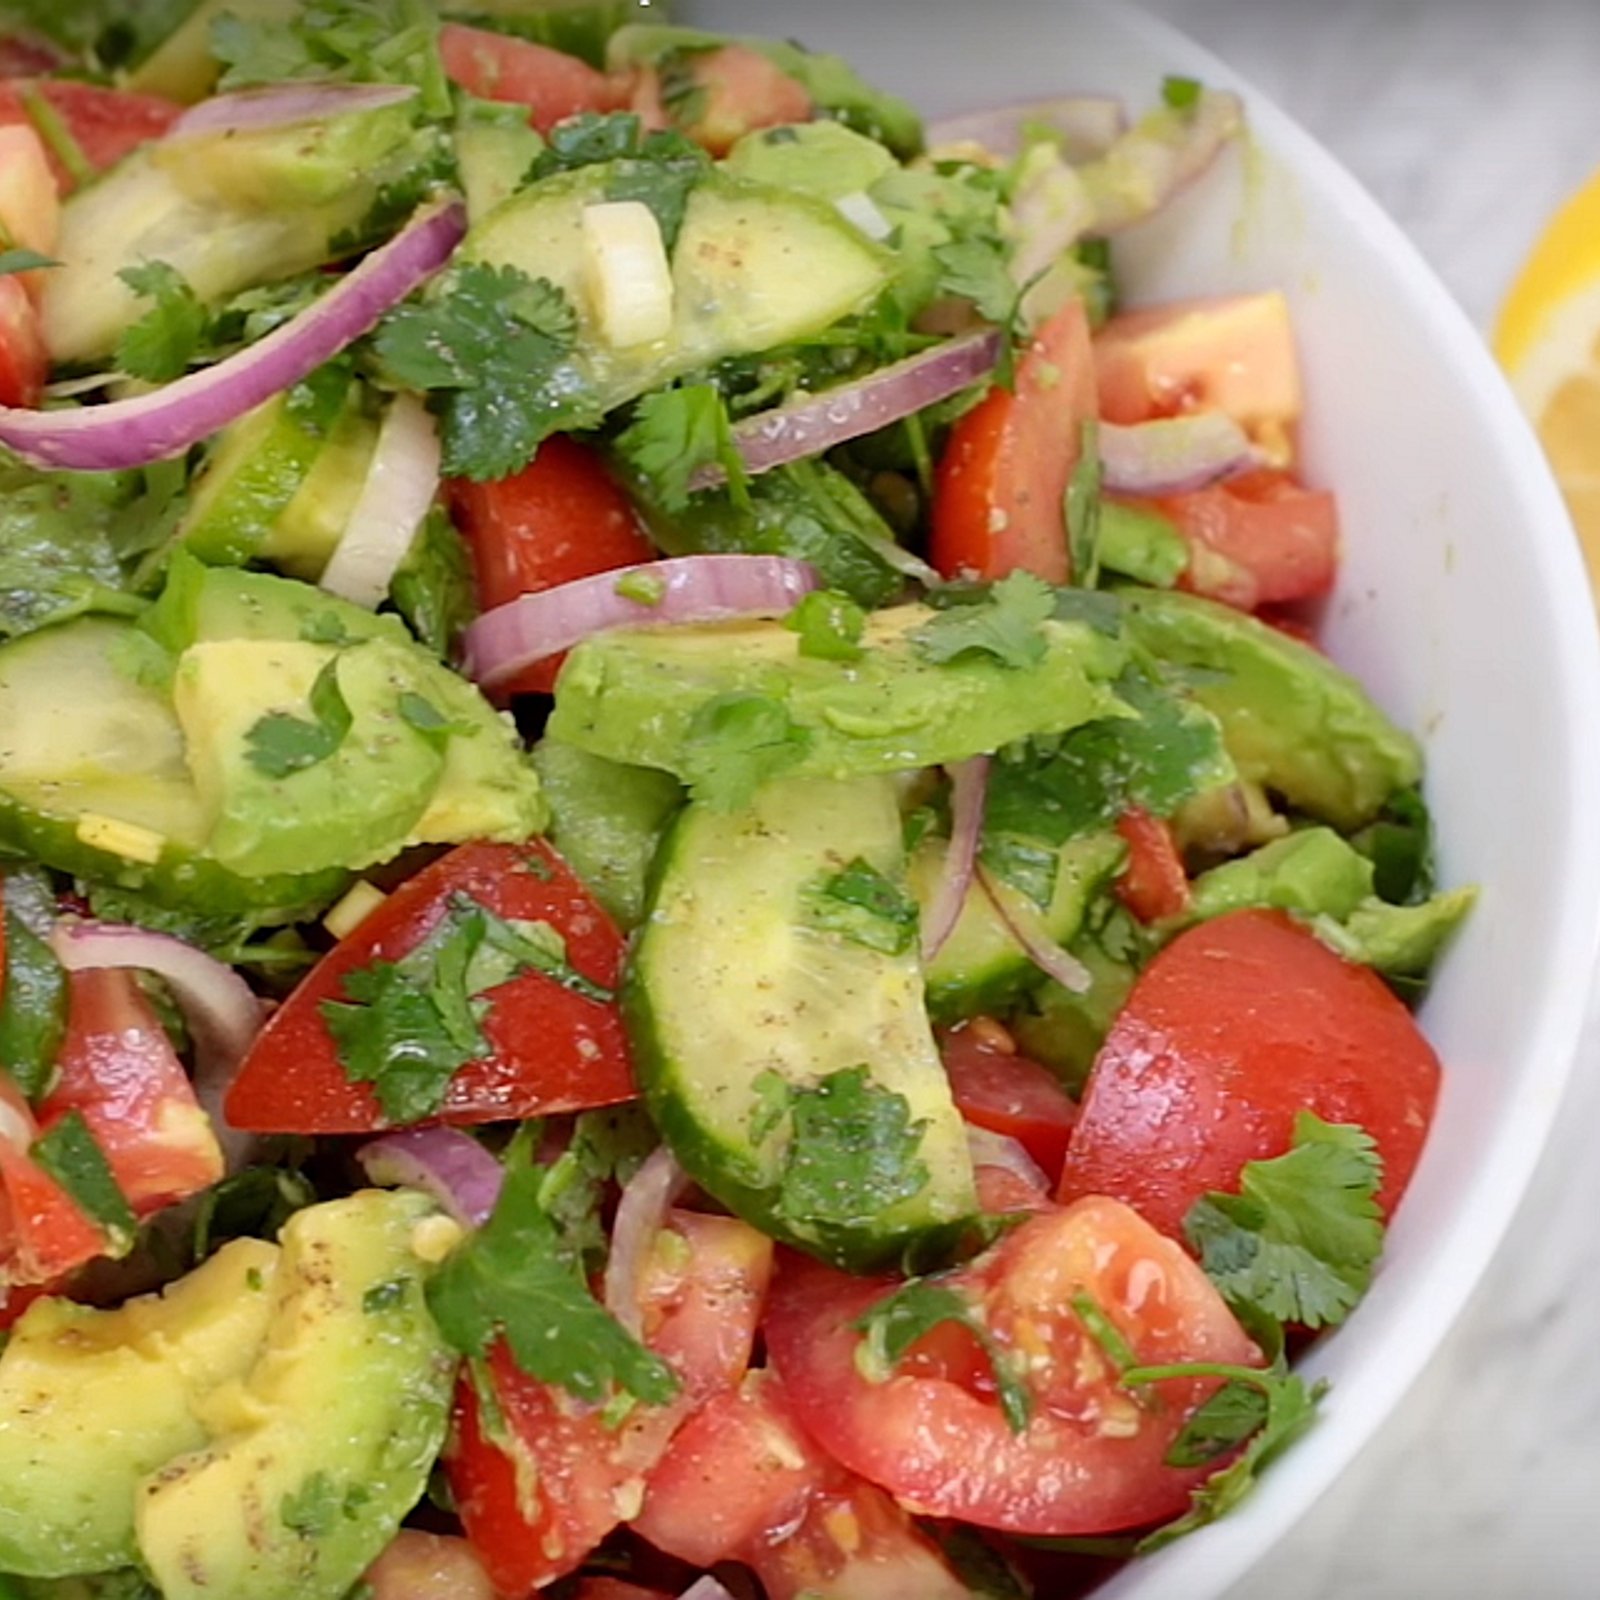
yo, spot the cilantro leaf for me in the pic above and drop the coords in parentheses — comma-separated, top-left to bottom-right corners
(426, 1134, 679, 1405)
(768, 1066, 931, 1236)
(535, 1106, 659, 1267)
(0, 879, 67, 1101)
(933, 234, 1018, 327)
(374, 264, 590, 480)
(1184, 1112, 1386, 1331)
(390, 507, 478, 660)
(0, 248, 56, 278)
(1162, 75, 1204, 112)
(802, 857, 918, 956)
(116, 261, 209, 383)
(614, 385, 747, 513)
(784, 590, 866, 662)
(244, 657, 353, 781)
(322, 893, 611, 1124)
(913, 572, 1056, 669)
(680, 692, 812, 809)
(30, 1111, 136, 1256)
(856, 1279, 1033, 1433)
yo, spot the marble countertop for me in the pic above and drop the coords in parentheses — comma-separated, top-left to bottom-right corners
(1137, 3, 1600, 1595)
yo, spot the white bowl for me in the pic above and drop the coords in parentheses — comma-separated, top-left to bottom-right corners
(686, 0, 1600, 1592)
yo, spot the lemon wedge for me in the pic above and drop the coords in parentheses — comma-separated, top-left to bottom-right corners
(1496, 167, 1600, 588)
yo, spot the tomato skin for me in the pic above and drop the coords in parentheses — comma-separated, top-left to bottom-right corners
(632, 45, 812, 155)
(40, 968, 222, 1216)
(449, 436, 656, 696)
(0, 1074, 105, 1288)
(1144, 469, 1339, 612)
(941, 1024, 1078, 1183)
(930, 297, 1097, 584)
(451, 1210, 772, 1595)
(634, 1369, 969, 1600)
(364, 1532, 494, 1600)
(573, 1582, 672, 1600)
(225, 840, 635, 1135)
(440, 23, 628, 133)
(1114, 808, 1191, 924)
(0, 275, 44, 406)
(1058, 909, 1441, 1239)
(765, 1198, 1260, 1537)
(0, 81, 179, 189)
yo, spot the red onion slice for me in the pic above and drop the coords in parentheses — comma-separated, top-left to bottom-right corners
(921, 757, 991, 965)
(168, 83, 419, 141)
(462, 554, 820, 692)
(690, 330, 1003, 493)
(0, 198, 466, 471)
(976, 863, 1093, 994)
(1099, 413, 1257, 496)
(320, 393, 442, 608)
(928, 95, 1127, 162)
(603, 1145, 690, 1339)
(358, 1126, 506, 1229)
(966, 1125, 1051, 1197)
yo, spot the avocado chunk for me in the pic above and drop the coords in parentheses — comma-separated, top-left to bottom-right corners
(135, 1191, 458, 1600)
(0, 1239, 279, 1578)
(462, 164, 894, 425)
(1120, 589, 1422, 830)
(549, 604, 1132, 802)
(531, 738, 684, 928)
(724, 120, 898, 202)
(1185, 827, 1376, 927)
(454, 99, 548, 226)
(629, 776, 976, 1269)
(1315, 887, 1477, 979)
(914, 830, 1127, 1024)
(0, 618, 347, 918)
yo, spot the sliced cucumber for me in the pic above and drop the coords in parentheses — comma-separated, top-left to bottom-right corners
(914, 831, 1127, 1024)
(627, 776, 976, 1270)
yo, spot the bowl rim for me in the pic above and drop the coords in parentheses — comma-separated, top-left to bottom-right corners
(1079, 2, 1600, 1594)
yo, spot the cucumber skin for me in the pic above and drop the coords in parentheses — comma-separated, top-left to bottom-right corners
(623, 802, 975, 1276)
(0, 791, 349, 922)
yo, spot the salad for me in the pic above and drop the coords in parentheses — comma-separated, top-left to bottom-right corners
(0, 4, 1477, 1599)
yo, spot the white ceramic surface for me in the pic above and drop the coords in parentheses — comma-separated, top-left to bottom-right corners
(684, 1, 1600, 1594)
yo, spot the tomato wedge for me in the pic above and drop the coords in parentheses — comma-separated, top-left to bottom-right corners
(449, 436, 657, 697)
(1114, 807, 1191, 923)
(634, 1369, 971, 1600)
(0, 275, 44, 407)
(1058, 909, 1442, 1239)
(440, 23, 628, 134)
(224, 841, 635, 1135)
(39, 968, 222, 1216)
(631, 45, 813, 155)
(930, 297, 1097, 584)
(941, 1023, 1079, 1183)
(450, 1210, 772, 1595)
(765, 1198, 1260, 1537)
(0, 81, 179, 189)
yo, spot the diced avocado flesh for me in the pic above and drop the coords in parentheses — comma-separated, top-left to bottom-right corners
(0, 1239, 279, 1578)
(463, 165, 893, 419)
(0, 618, 346, 916)
(724, 120, 898, 202)
(627, 775, 977, 1270)
(455, 101, 547, 226)
(1185, 827, 1375, 927)
(1120, 589, 1422, 831)
(549, 604, 1132, 795)
(531, 738, 684, 928)
(261, 397, 381, 581)
(135, 1192, 457, 1600)
(914, 831, 1127, 1024)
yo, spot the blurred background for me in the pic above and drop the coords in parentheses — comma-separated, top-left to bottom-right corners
(1141, 2, 1600, 1595)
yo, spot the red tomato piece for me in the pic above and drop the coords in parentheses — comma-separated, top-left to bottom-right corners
(940, 1023, 1079, 1183)
(364, 1532, 495, 1600)
(39, 969, 223, 1217)
(930, 297, 1097, 584)
(1058, 909, 1442, 1239)
(634, 1369, 970, 1600)
(0, 1074, 105, 1289)
(765, 1198, 1260, 1537)
(1148, 469, 1340, 612)
(225, 840, 635, 1135)
(0, 1278, 51, 1330)
(439, 24, 629, 134)
(449, 436, 657, 697)
(631, 45, 813, 155)
(0, 37, 64, 78)
(572, 1582, 673, 1600)
(0, 273, 44, 406)
(1114, 808, 1191, 924)
(450, 1209, 772, 1595)
(0, 81, 179, 189)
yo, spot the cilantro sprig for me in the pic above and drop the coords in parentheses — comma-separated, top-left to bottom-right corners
(614, 385, 749, 513)
(31, 1111, 136, 1256)
(244, 657, 353, 781)
(426, 1132, 679, 1405)
(802, 858, 919, 956)
(913, 572, 1056, 669)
